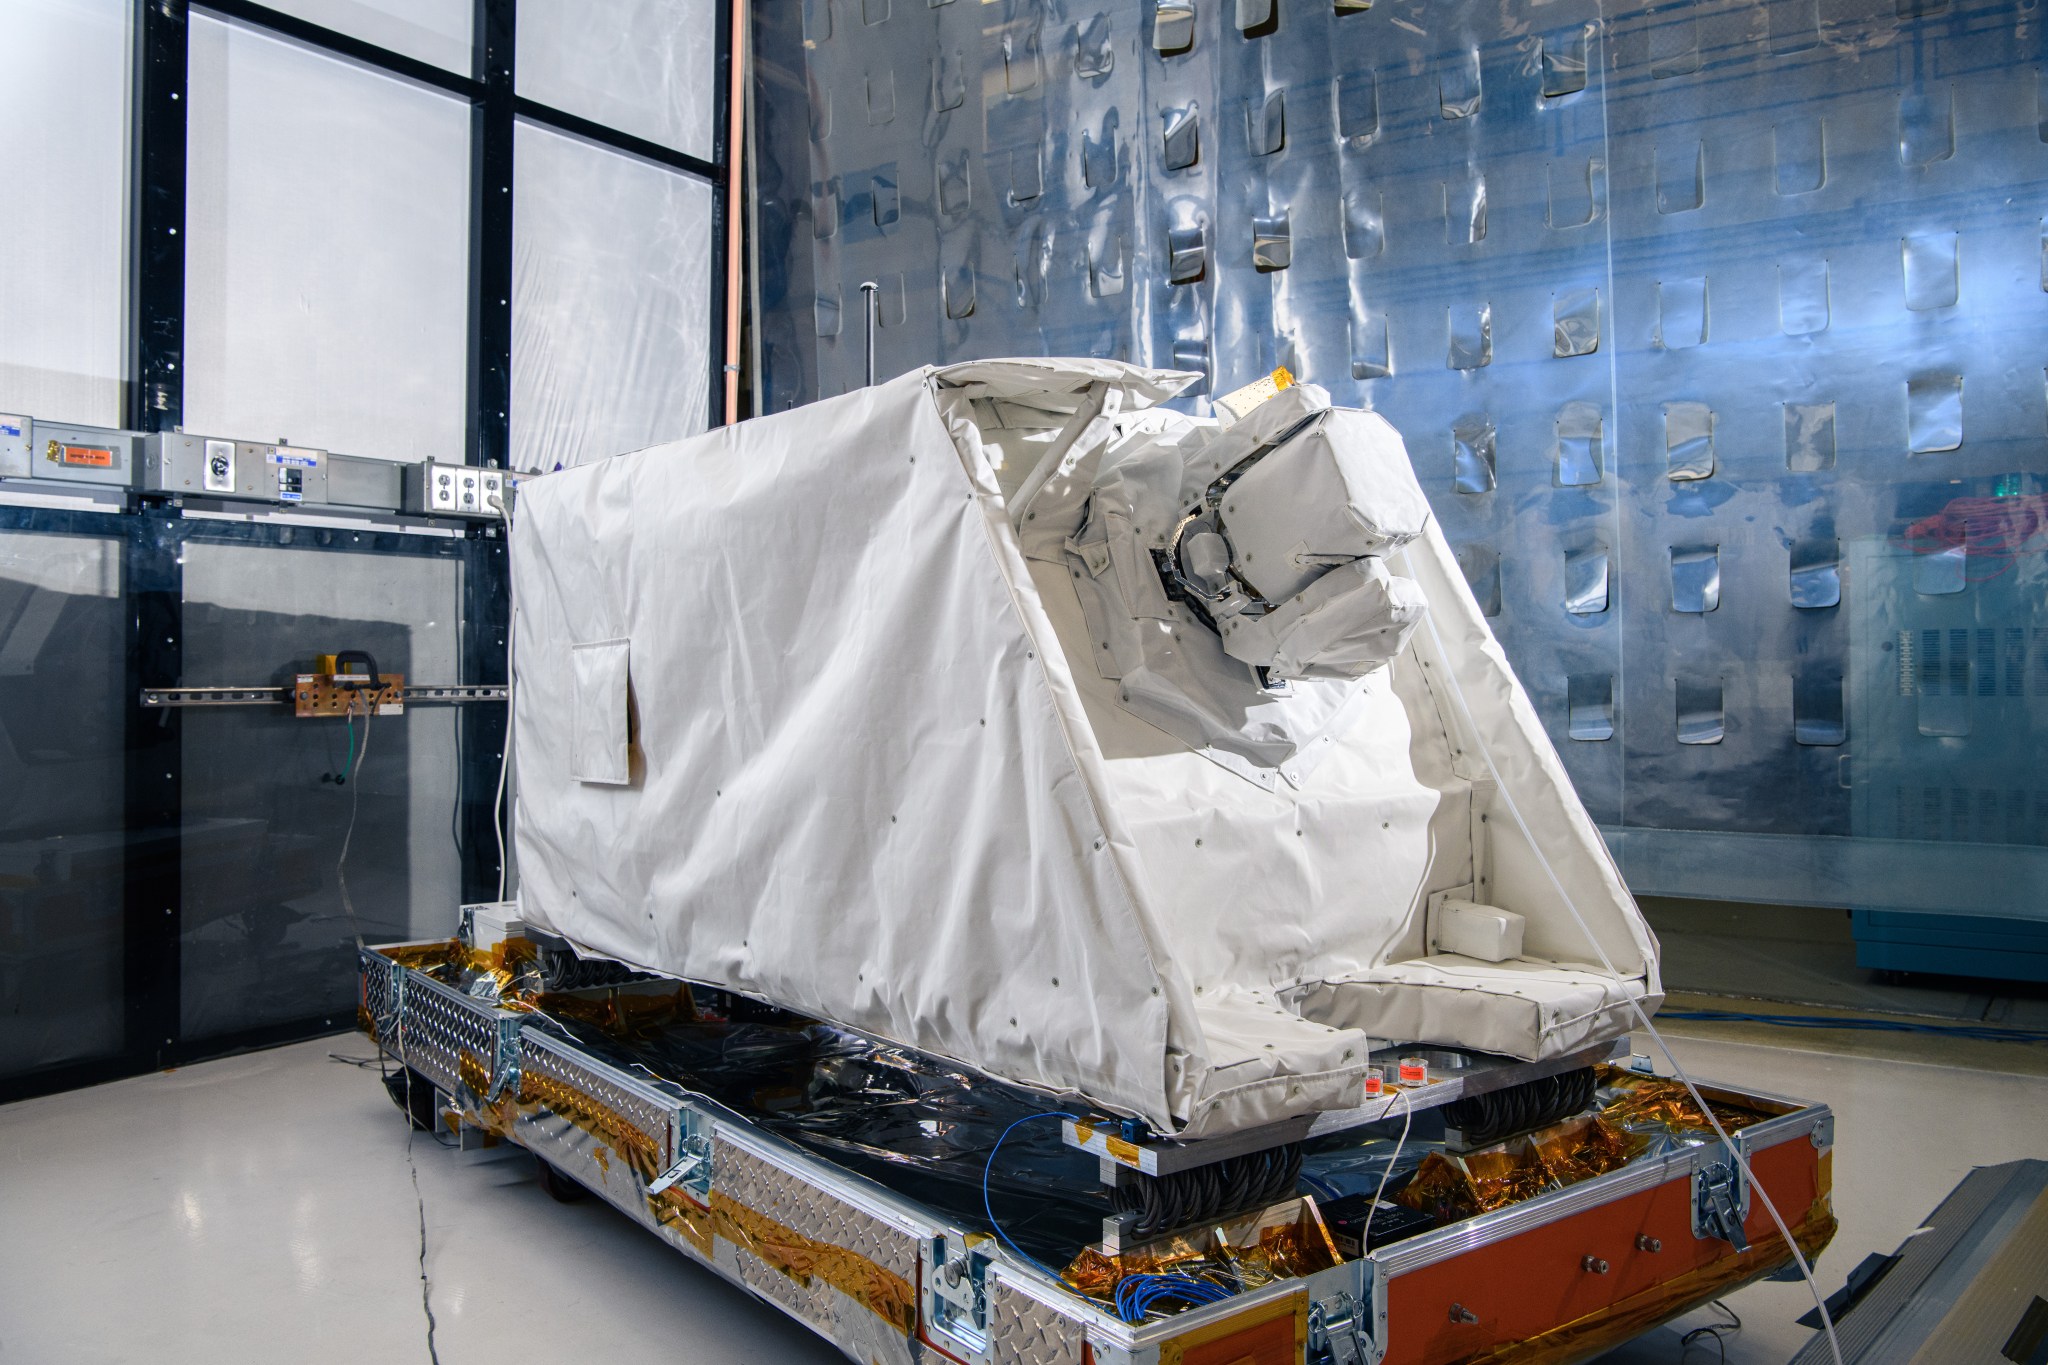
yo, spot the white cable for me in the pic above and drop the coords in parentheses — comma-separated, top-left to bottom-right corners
(1361, 1088, 1413, 1253)
(337, 695, 377, 948)
(1407, 594, 1845, 1365)
(494, 498, 516, 904)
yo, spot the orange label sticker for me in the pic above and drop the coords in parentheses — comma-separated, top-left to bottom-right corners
(59, 444, 115, 468)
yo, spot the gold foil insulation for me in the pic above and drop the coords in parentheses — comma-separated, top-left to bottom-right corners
(1397, 1068, 1770, 1224)
(382, 939, 466, 971)
(706, 1188, 919, 1335)
(375, 936, 699, 1043)
(461, 937, 537, 1001)
(515, 1067, 666, 1183)
(1597, 1068, 1768, 1140)
(523, 982, 698, 1039)
(1061, 1198, 1340, 1319)
(1398, 1114, 1644, 1222)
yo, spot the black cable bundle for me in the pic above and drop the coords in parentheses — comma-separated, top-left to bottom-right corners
(1112, 1143, 1305, 1239)
(535, 943, 648, 992)
(1440, 1067, 1599, 1147)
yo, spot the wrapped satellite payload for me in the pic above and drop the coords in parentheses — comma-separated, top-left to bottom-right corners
(508, 360, 1661, 1139)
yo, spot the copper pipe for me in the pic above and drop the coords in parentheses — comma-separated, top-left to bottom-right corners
(722, 0, 748, 425)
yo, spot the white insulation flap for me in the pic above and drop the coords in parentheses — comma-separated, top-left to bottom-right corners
(509, 360, 1661, 1137)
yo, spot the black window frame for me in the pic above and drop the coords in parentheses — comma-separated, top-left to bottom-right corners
(0, 0, 731, 1102)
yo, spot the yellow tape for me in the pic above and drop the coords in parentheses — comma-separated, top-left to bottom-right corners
(1072, 1119, 1144, 1167)
(527, 1069, 916, 1336)
(711, 1189, 920, 1335)
(1157, 1289, 1306, 1365)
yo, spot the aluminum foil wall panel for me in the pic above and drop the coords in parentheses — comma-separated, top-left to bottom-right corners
(752, 0, 2048, 912)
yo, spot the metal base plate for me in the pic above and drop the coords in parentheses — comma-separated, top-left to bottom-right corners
(1066, 1038, 1629, 1177)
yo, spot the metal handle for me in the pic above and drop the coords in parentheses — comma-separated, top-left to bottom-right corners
(860, 280, 880, 386)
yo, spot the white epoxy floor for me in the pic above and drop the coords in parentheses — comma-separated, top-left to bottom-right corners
(1, 1030, 2043, 1364)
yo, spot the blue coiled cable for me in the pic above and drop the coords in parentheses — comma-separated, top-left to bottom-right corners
(1114, 1273, 1237, 1323)
(980, 1110, 1252, 1324)
(980, 1110, 1080, 1280)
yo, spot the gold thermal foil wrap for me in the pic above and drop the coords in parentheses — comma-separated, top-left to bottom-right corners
(711, 1189, 920, 1335)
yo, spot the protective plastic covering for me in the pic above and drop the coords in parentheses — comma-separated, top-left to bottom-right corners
(185, 14, 470, 462)
(509, 120, 713, 473)
(253, 0, 470, 73)
(515, 0, 718, 161)
(510, 360, 1659, 1136)
(0, 0, 130, 427)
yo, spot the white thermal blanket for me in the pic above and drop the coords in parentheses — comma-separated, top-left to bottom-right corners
(510, 360, 1660, 1137)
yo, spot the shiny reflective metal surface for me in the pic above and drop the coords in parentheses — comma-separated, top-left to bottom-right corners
(752, 0, 2048, 916)
(393, 967, 520, 1101)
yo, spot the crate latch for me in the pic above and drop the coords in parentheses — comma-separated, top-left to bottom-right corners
(648, 1108, 714, 1200)
(1691, 1148, 1751, 1252)
(1309, 1291, 1368, 1365)
(485, 1014, 522, 1103)
(923, 1232, 992, 1361)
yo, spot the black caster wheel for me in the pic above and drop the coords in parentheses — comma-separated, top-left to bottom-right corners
(382, 1067, 438, 1133)
(534, 1156, 590, 1203)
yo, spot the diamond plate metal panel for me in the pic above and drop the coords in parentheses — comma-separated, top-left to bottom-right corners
(753, 0, 2048, 911)
(516, 1031, 677, 1174)
(987, 1280, 1089, 1365)
(395, 970, 516, 1100)
(709, 1141, 923, 1360)
(715, 1142, 920, 1285)
(357, 947, 400, 1046)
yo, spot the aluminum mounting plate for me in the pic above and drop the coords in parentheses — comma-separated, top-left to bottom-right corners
(1066, 1037, 1630, 1176)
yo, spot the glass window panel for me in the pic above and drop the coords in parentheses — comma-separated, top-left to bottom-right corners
(0, 1, 129, 427)
(178, 541, 463, 1042)
(185, 17, 470, 461)
(512, 121, 714, 471)
(0, 529, 127, 1077)
(516, 0, 718, 159)
(256, 0, 471, 74)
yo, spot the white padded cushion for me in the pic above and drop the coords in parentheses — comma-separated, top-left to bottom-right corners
(1305, 956, 1659, 1062)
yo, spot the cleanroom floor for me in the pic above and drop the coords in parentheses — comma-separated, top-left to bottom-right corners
(2, 1029, 2043, 1364)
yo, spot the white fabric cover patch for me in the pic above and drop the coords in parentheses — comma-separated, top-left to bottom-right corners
(569, 638, 631, 786)
(1218, 556, 1427, 681)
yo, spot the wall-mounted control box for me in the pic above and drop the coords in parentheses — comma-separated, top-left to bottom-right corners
(0, 417, 31, 480)
(143, 433, 331, 505)
(325, 453, 404, 512)
(403, 460, 507, 518)
(33, 422, 139, 488)
(0, 414, 30, 479)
